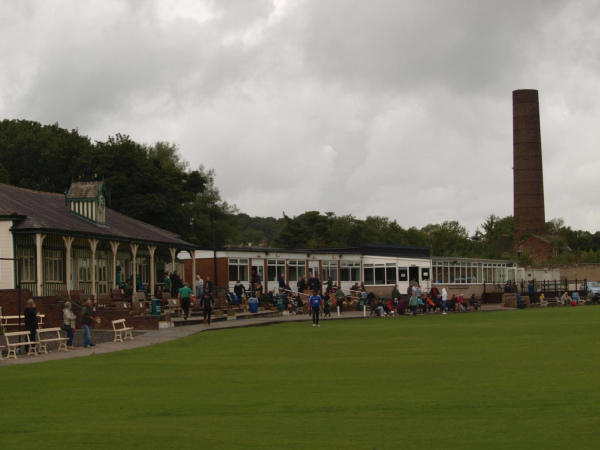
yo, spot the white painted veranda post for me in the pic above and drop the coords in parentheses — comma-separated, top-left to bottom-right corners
(35, 233, 46, 296)
(109, 241, 120, 289)
(62, 236, 74, 295)
(88, 239, 99, 297)
(148, 245, 156, 295)
(131, 243, 139, 292)
(169, 248, 177, 274)
(189, 250, 196, 289)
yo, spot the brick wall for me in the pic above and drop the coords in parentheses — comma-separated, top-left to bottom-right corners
(0, 289, 159, 330)
(520, 236, 554, 262)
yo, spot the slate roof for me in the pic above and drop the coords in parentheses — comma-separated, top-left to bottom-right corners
(0, 183, 195, 249)
(223, 243, 431, 258)
(67, 181, 104, 199)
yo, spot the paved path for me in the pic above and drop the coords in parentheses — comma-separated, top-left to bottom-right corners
(0, 305, 510, 366)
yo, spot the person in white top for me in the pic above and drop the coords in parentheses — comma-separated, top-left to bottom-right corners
(442, 288, 448, 315)
(195, 275, 204, 298)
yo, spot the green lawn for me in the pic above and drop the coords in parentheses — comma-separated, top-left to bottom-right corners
(2, 307, 600, 449)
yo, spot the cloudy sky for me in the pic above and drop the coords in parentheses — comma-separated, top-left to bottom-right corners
(2, 0, 600, 234)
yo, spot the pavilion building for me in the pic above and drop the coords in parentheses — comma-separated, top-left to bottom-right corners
(0, 181, 196, 297)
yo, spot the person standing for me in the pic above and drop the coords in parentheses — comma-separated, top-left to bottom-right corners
(309, 290, 323, 327)
(24, 299, 38, 352)
(81, 299, 96, 348)
(409, 292, 419, 316)
(335, 288, 345, 315)
(325, 276, 333, 294)
(200, 290, 215, 325)
(278, 274, 286, 292)
(163, 272, 171, 295)
(323, 293, 331, 317)
(527, 281, 535, 304)
(205, 276, 214, 294)
(63, 302, 77, 349)
(392, 285, 401, 302)
(195, 275, 204, 299)
(178, 282, 193, 319)
(115, 266, 122, 288)
(170, 270, 181, 298)
(442, 288, 448, 315)
(234, 280, 246, 305)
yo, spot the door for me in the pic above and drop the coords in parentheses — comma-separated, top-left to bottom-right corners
(97, 259, 108, 294)
(409, 266, 420, 284)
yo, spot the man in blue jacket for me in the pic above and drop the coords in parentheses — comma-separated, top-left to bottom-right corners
(309, 290, 323, 327)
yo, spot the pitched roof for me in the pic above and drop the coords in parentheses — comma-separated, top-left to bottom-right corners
(67, 181, 104, 199)
(0, 183, 195, 249)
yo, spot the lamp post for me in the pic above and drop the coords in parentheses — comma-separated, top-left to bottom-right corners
(212, 190, 218, 288)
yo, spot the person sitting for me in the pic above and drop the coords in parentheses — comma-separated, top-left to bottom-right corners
(382, 300, 392, 316)
(449, 294, 458, 312)
(398, 298, 407, 315)
(469, 294, 479, 311)
(570, 292, 579, 307)
(457, 295, 467, 312)
(560, 291, 571, 306)
(539, 293, 548, 307)
(267, 289, 276, 305)
(418, 296, 426, 314)
(426, 296, 436, 313)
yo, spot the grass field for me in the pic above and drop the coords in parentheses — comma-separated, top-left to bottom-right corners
(2, 307, 600, 449)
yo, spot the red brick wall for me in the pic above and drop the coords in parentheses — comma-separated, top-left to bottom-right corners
(520, 236, 554, 263)
(183, 257, 228, 288)
(0, 289, 159, 330)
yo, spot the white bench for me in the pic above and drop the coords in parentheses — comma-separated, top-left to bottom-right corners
(112, 319, 134, 342)
(4, 331, 40, 358)
(0, 344, 4, 360)
(37, 327, 69, 354)
(0, 314, 45, 333)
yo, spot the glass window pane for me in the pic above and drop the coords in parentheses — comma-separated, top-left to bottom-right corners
(375, 267, 385, 285)
(398, 268, 408, 282)
(386, 267, 396, 284)
(364, 268, 374, 284)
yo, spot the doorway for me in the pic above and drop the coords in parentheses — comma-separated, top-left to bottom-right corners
(409, 266, 420, 284)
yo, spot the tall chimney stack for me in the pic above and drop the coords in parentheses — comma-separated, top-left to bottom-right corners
(513, 89, 546, 246)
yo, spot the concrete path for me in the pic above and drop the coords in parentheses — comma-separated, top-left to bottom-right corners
(0, 305, 510, 366)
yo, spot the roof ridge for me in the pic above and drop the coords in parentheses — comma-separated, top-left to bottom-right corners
(0, 182, 64, 198)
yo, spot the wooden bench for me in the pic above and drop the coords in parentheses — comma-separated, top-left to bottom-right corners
(4, 331, 40, 358)
(37, 327, 69, 354)
(112, 319, 134, 342)
(0, 314, 45, 333)
(164, 298, 182, 317)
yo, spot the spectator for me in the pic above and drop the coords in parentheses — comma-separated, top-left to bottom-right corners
(63, 302, 77, 349)
(539, 293, 548, 307)
(398, 298, 407, 315)
(255, 281, 263, 299)
(81, 299, 96, 348)
(430, 285, 440, 301)
(457, 295, 467, 312)
(527, 281, 535, 303)
(442, 288, 448, 315)
(470, 294, 479, 311)
(504, 282, 511, 294)
(309, 290, 323, 327)
(195, 275, 204, 298)
(24, 299, 38, 352)
(297, 276, 306, 295)
(367, 291, 376, 315)
(178, 282, 193, 319)
(170, 270, 181, 298)
(163, 272, 171, 295)
(560, 291, 571, 306)
(234, 280, 246, 304)
(409, 292, 419, 316)
(418, 296, 426, 314)
(415, 284, 423, 299)
(325, 276, 333, 294)
(360, 282, 366, 292)
(391, 285, 401, 301)
(323, 292, 331, 317)
(335, 288, 345, 314)
(200, 291, 215, 325)
(205, 276, 214, 294)
(115, 266, 122, 288)
(382, 300, 392, 316)
(516, 292, 524, 309)
(449, 294, 458, 312)
(278, 274, 285, 291)
(307, 274, 316, 292)
(268, 289, 276, 305)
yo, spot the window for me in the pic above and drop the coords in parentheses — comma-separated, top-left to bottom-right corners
(374, 265, 385, 285)
(421, 267, 430, 281)
(136, 258, 149, 284)
(363, 264, 374, 284)
(20, 249, 35, 282)
(288, 260, 306, 282)
(398, 267, 408, 282)
(78, 258, 91, 282)
(322, 261, 338, 282)
(386, 263, 396, 284)
(229, 259, 249, 282)
(267, 259, 286, 281)
(340, 262, 360, 282)
(45, 250, 64, 283)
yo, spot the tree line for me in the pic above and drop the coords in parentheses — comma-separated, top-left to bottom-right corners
(1, 119, 599, 265)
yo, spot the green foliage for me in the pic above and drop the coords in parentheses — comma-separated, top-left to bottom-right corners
(2, 309, 600, 449)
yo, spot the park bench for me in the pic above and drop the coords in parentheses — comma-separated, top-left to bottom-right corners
(0, 314, 45, 333)
(4, 331, 40, 358)
(37, 327, 69, 354)
(114, 301, 131, 311)
(163, 298, 182, 317)
(112, 319, 134, 342)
